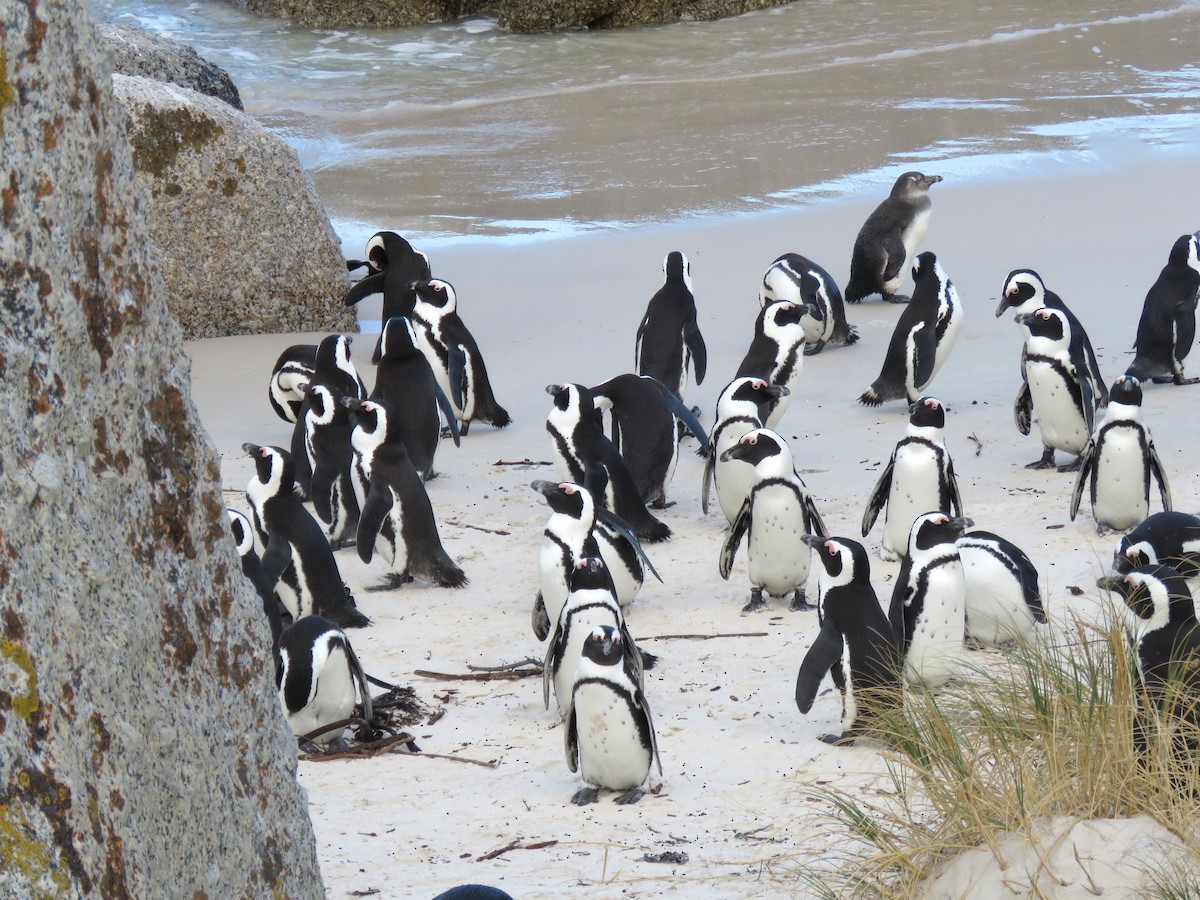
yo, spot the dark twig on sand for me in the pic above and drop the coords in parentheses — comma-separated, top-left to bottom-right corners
(446, 520, 511, 536)
(468, 658, 543, 673)
(300, 732, 417, 762)
(493, 459, 553, 467)
(415, 665, 542, 682)
(642, 632, 769, 641)
(476, 839, 559, 862)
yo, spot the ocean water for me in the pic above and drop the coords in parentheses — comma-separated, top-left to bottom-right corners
(90, 0, 1200, 251)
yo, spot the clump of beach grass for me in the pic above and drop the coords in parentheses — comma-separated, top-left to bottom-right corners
(790, 610, 1200, 897)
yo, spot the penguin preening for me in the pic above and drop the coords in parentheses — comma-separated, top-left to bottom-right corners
(702, 377, 790, 523)
(1111, 511, 1200, 581)
(735, 300, 809, 428)
(1126, 231, 1200, 386)
(276, 614, 373, 749)
(288, 334, 368, 499)
(862, 396, 963, 562)
(343, 230, 433, 321)
(564, 624, 662, 806)
(1071, 375, 1172, 534)
(844, 172, 942, 304)
(858, 251, 963, 407)
(758, 253, 858, 355)
(795, 535, 902, 746)
(957, 529, 1046, 648)
(634, 250, 707, 402)
(718, 428, 827, 613)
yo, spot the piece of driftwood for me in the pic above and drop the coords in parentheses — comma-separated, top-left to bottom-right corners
(642, 632, 768, 641)
(446, 520, 511, 536)
(493, 459, 553, 466)
(415, 665, 542, 682)
(476, 839, 559, 862)
(300, 732, 416, 762)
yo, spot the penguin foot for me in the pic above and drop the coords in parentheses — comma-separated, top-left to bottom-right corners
(789, 592, 814, 612)
(571, 787, 600, 806)
(885, 293, 912, 304)
(741, 591, 768, 615)
(877, 546, 900, 563)
(613, 788, 645, 806)
(803, 341, 826, 357)
(1173, 375, 1200, 385)
(1056, 458, 1083, 473)
(649, 499, 676, 510)
(1152, 376, 1174, 384)
(369, 573, 414, 592)
(422, 470, 439, 482)
(1025, 448, 1057, 470)
(818, 732, 857, 746)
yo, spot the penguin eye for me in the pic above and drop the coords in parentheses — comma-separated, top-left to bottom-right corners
(746, 435, 758, 445)
(824, 541, 839, 556)
(752, 379, 766, 389)
(562, 484, 575, 494)
(1036, 309, 1052, 319)
(933, 515, 949, 524)
(925, 399, 937, 408)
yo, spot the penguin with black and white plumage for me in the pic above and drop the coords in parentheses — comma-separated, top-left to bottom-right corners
(589, 373, 710, 509)
(1126, 231, 1200, 386)
(545, 383, 671, 544)
(795, 535, 902, 745)
(634, 250, 707, 403)
(956, 530, 1046, 648)
(303, 383, 359, 549)
(1013, 307, 1101, 471)
(888, 512, 973, 688)
(288, 334, 368, 498)
(268, 345, 316, 424)
(862, 396, 963, 562)
(529, 478, 661, 642)
(858, 251, 963, 407)
(1111, 511, 1200, 581)
(242, 443, 369, 629)
(544, 557, 652, 716)
(1071, 375, 1172, 534)
(759, 252, 858, 355)
(1098, 564, 1200, 780)
(844, 172, 942, 304)
(702, 376, 790, 523)
(342, 397, 468, 590)
(343, 230, 432, 322)
(564, 624, 663, 806)
(718, 428, 828, 614)
(276, 614, 373, 750)
(370, 315, 460, 482)
(227, 508, 282, 617)
(997, 269, 1108, 415)
(411, 278, 511, 435)
(735, 300, 810, 428)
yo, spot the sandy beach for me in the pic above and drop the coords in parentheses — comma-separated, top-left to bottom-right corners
(188, 157, 1199, 897)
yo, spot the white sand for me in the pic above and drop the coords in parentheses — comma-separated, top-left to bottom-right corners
(187, 159, 1200, 897)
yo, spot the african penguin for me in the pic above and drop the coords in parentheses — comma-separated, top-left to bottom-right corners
(564, 624, 663, 806)
(862, 396, 963, 562)
(844, 172, 942, 304)
(268, 344, 318, 424)
(758, 252, 858, 355)
(288, 334, 367, 499)
(1111, 511, 1200, 581)
(545, 383, 671, 543)
(1127, 232, 1200, 386)
(342, 230, 432, 321)
(411, 278, 511, 435)
(343, 397, 468, 590)
(859, 251, 962, 406)
(1071, 375, 1172, 534)
(735, 300, 809, 428)
(795, 535, 902, 745)
(227, 507, 282, 625)
(303, 383, 359, 549)
(887, 512, 973, 688)
(1013, 308, 1100, 471)
(634, 250, 707, 402)
(718, 428, 828, 613)
(242, 443, 369, 629)
(589, 373, 709, 509)
(371, 315, 460, 481)
(956, 530, 1046, 648)
(702, 376, 789, 523)
(276, 614, 372, 749)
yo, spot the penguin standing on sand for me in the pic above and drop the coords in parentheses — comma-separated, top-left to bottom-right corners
(844, 172, 942, 304)
(343, 230, 432, 321)
(276, 614, 372, 749)
(862, 396, 963, 562)
(1071, 375, 1172, 534)
(703, 377, 790, 523)
(303, 383, 359, 549)
(546, 383, 671, 543)
(718, 428, 828, 613)
(589, 373, 709, 509)
(1111, 511, 1200, 580)
(859, 251, 963, 406)
(735, 301, 809, 428)
(634, 251, 707, 403)
(411, 278, 511, 435)
(1126, 232, 1200, 386)
(997, 269, 1108, 414)
(564, 624, 662, 806)
(343, 397, 468, 590)
(956, 530, 1046, 648)
(795, 535, 902, 745)
(289, 334, 368, 498)
(1013, 308, 1099, 471)
(888, 512, 973, 688)
(370, 315, 460, 481)
(227, 508, 280, 614)
(242, 443, 369, 629)
(759, 253, 858, 355)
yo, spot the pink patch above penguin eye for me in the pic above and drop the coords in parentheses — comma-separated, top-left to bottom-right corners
(925, 399, 937, 408)
(824, 541, 838, 555)
(752, 379, 766, 388)
(562, 484, 575, 494)
(1037, 309, 1052, 319)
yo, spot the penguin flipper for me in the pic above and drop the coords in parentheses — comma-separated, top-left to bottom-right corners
(946, 458, 964, 519)
(879, 233, 908, 285)
(801, 488, 828, 539)
(432, 382, 462, 447)
(1079, 375, 1097, 436)
(701, 450, 715, 515)
(911, 321, 937, 392)
(1013, 380, 1033, 436)
(595, 506, 663, 584)
(1149, 441, 1173, 512)
(259, 533, 293, 590)
(542, 620, 562, 710)
(310, 464, 335, 525)
(861, 460, 894, 537)
(564, 704, 580, 773)
(661, 387, 711, 452)
(796, 621, 844, 714)
(1069, 441, 1094, 521)
(684, 320, 707, 386)
(356, 482, 394, 564)
(343, 271, 385, 307)
(446, 345, 467, 412)
(719, 498, 752, 580)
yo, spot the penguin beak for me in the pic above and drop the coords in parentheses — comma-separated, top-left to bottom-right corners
(1013, 312, 1035, 327)
(800, 535, 826, 550)
(242, 442, 261, 457)
(993, 297, 1009, 319)
(923, 174, 943, 187)
(719, 444, 746, 463)
(531, 480, 560, 499)
(944, 516, 974, 536)
(1096, 574, 1124, 593)
(545, 383, 565, 396)
(341, 396, 364, 412)
(762, 384, 790, 400)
